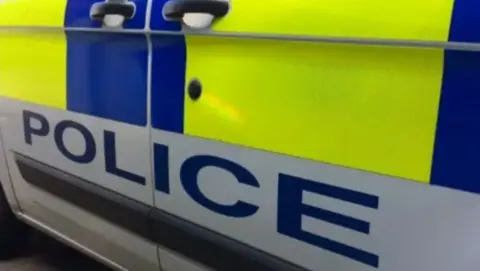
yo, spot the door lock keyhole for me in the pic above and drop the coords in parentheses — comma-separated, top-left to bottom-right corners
(188, 79, 202, 101)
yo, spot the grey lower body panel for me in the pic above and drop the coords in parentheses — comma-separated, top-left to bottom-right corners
(14, 153, 305, 271)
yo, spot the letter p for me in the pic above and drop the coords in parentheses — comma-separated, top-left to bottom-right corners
(23, 110, 49, 145)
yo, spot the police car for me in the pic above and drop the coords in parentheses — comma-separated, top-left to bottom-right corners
(0, 0, 480, 270)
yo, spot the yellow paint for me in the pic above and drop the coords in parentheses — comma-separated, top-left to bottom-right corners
(0, 0, 67, 108)
(0, 0, 67, 27)
(213, 0, 454, 41)
(201, 92, 241, 122)
(0, 31, 67, 109)
(184, 36, 444, 182)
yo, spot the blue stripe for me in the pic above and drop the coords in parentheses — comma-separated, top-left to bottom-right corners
(64, 0, 149, 126)
(149, 0, 183, 31)
(431, 0, 480, 194)
(65, 32, 148, 126)
(65, 0, 147, 29)
(150, 0, 186, 133)
(448, 0, 480, 43)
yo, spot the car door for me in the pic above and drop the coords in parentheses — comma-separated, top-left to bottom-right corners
(0, 1, 158, 270)
(148, 0, 480, 271)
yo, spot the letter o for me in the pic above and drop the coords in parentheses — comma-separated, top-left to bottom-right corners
(54, 120, 96, 164)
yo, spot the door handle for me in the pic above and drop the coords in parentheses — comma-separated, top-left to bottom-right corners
(90, 1, 136, 22)
(162, 0, 229, 20)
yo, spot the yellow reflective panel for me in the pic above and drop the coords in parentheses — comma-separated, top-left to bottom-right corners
(0, 0, 67, 27)
(0, 31, 67, 109)
(213, 0, 454, 41)
(0, 0, 67, 108)
(184, 37, 443, 182)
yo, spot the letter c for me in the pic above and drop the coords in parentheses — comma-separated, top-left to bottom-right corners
(180, 155, 259, 218)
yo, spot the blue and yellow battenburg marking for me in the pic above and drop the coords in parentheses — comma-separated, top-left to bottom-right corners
(0, 0, 480, 194)
(151, 0, 480, 195)
(0, 0, 149, 126)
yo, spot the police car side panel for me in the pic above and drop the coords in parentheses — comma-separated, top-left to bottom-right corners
(0, 0, 67, 109)
(0, 1, 159, 270)
(149, 128, 480, 271)
(0, 121, 19, 213)
(1, 1, 480, 271)
(1, 101, 158, 271)
(184, 38, 442, 183)
(180, 0, 456, 184)
(147, 0, 480, 270)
